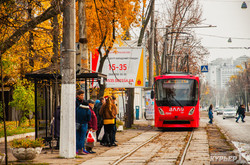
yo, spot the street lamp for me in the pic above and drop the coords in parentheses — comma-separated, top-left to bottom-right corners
(241, 1, 247, 9)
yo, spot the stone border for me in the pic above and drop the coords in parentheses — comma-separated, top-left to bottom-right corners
(0, 132, 35, 143)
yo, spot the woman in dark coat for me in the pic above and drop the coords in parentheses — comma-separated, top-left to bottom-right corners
(208, 104, 213, 124)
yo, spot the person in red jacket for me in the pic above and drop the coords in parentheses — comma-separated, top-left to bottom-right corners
(86, 99, 98, 153)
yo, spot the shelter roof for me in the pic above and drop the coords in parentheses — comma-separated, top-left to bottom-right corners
(25, 64, 106, 80)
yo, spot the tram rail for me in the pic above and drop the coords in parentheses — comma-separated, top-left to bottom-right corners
(112, 129, 194, 165)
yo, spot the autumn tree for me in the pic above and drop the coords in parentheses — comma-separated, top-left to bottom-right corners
(0, 1, 64, 82)
(152, 0, 208, 75)
(227, 62, 250, 110)
(84, 0, 141, 97)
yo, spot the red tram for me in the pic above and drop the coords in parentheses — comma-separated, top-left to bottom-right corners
(151, 73, 200, 128)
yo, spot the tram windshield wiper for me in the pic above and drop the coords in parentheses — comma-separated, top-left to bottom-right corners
(173, 97, 183, 107)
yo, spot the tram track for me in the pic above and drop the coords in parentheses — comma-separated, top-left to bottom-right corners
(81, 126, 211, 165)
(113, 129, 194, 165)
(112, 133, 160, 165)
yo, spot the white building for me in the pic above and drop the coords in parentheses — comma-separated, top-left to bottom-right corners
(234, 55, 249, 66)
(206, 56, 249, 90)
(218, 64, 240, 89)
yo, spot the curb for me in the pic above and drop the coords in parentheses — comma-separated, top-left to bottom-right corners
(0, 132, 35, 143)
(214, 122, 248, 164)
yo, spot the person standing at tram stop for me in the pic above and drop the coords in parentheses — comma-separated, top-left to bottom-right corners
(236, 104, 246, 123)
(86, 99, 98, 153)
(208, 104, 213, 124)
(112, 96, 118, 143)
(76, 100, 91, 155)
(76, 89, 85, 110)
(99, 96, 118, 147)
(94, 97, 105, 142)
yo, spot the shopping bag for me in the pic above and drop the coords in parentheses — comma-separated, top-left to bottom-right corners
(98, 126, 104, 141)
(87, 131, 96, 143)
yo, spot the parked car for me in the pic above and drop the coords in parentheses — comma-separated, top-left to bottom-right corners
(223, 109, 237, 119)
(214, 107, 219, 112)
(216, 109, 223, 115)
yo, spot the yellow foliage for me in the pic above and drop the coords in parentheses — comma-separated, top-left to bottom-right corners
(83, 0, 141, 52)
(236, 65, 243, 70)
(1, 0, 143, 84)
(1, 1, 63, 82)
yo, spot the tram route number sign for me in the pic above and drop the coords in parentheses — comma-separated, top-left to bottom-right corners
(201, 65, 208, 72)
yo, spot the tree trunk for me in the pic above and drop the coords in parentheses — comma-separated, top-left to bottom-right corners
(125, 88, 134, 128)
(137, 0, 154, 47)
(79, 0, 88, 73)
(51, 11, 59, 64)
(28, 1, 34, 69)
(1, 53, 8, 164)
(148, 0, 154, 87)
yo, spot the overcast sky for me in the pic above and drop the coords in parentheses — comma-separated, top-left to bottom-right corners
(132, 0, 250, 64)
(195, 0, 250, 63)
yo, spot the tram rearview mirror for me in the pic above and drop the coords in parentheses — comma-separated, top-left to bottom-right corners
(151, 91, 154, 99)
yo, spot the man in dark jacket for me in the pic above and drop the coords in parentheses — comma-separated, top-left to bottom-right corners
(94, 97, 105, 140)
(76, 100, 91, 155)
(236, 104, 246, 123)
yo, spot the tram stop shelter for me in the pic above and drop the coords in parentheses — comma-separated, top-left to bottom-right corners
(25, 64, 106, 145)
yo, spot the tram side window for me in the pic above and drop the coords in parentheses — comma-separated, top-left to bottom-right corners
(194, 80, 199, 101)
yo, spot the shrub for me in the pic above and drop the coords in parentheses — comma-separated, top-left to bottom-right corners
(116, 120, 124, 128)
(11, 138, 44, 148)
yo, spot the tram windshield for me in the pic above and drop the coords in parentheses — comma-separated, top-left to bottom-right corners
(155, 79, 198, 106)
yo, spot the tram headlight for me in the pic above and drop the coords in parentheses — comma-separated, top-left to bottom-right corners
(188, 108, 195, 115)
(158, 108, 164, 115)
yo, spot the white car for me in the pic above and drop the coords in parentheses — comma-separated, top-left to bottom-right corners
(216, 109, 223, 115)
(223, 109, 237, 119)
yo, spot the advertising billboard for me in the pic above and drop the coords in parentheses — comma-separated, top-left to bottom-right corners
(92, 47, 145, 88)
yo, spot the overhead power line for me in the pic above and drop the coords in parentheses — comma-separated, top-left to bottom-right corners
(197, 33, 250, 40)
(206, 47, 250, 49)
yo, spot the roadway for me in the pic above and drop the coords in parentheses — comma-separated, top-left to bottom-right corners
(213, 113, 250, 143)
(214, 112, 250, 164)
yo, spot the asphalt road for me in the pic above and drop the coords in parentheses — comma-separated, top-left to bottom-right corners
(214, 113, 250, 143)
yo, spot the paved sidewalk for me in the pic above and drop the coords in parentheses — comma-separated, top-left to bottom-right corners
(80, 131, 159, 165)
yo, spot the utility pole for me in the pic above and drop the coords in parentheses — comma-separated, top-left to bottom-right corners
(78, 0, 89, 99)
(148, 0, 154, 87)
(60, 0, 76, 158)
(161, 27, 169, 74)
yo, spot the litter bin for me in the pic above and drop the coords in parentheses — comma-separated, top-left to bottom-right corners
(135, 106, 140, 120)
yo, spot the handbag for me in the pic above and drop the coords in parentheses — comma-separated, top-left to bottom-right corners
(98, 126, 104, 141)
(76, 123, 81, 131)
(87, 131, 96, 143)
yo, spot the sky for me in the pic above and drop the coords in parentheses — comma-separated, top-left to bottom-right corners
(131, 0, 250, 64)
(195, 0, 250, 63)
